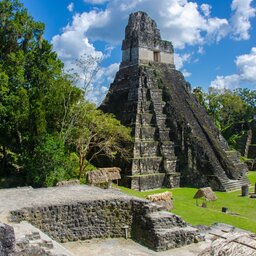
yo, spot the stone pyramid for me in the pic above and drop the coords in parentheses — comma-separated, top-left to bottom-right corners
(100, 11, 249, 191)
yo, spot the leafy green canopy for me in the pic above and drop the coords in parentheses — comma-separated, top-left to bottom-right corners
(193, 87, 256, 149)
(0, 0, 132, 187)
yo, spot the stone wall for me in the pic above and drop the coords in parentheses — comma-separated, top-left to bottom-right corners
(122, 47, 174, 65)
(9, 196, 202, 251)
(10, 199, 134, 243)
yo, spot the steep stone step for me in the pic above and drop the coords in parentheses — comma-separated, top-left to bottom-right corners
(163, 159, 178, 171)
(152, 226, 200, 251)
(135, 127, 157, 140)
(221, 178, 249, 191)
(133, 141, 160, 157)
(148, 211, 186, 229)
(130, 173, 166, 190)
(138, 101, 152, 112)
(157, 129, 170, 141)
(160, 142, 176, 157)
(152, 102, 166, 113)
(233, 162, 248, 173)
(136, 113, 154, 126)
(150, 89, 163, 102)
(138, 88, 150, 101)
(132, 157, 163, 174)
(154, 114, 168, 127)
(225, 150, 248, 171)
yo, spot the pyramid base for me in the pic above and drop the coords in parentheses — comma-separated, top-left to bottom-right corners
(121, 173, 180, 191)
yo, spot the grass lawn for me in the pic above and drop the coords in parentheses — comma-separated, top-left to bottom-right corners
(117, 171, 256, 233)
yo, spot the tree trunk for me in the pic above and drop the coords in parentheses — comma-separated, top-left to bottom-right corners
(79, 152, 84, 179)
(1, 145, 7, 175)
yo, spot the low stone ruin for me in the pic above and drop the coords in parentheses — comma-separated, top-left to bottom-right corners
(146, 191, 173, 210)
(56, 179, 80, 187)
(87, 167, 121, 188)
(0, 222, 69, 256)
(198, 223, 256, 256)
(132, 201, 203, 251)
(2, 185, 202, 252)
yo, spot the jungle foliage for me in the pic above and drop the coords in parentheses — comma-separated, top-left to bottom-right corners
(0, 0, 132, 187)
(193, 87, 256, 149)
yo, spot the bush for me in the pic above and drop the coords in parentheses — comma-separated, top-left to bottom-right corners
(26, 134, 77, 187)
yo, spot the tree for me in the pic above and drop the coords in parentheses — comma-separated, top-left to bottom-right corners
(193, 88, 255, 149)
(64, 101, 132, 178)
(234, 88, 256, 120)
(0, 0, 132, 187)
(68, 53, 102, 95)
(0, 0, 82, 180)
(26, 134, 77, 187)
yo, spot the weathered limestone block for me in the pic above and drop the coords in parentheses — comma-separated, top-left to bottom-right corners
(0, 223, 16, 256)
(146, 192, 173, 210)
(132, 157, 162, 174)
(130, 174, 166, 191)
(133, 141, 159, 157)
(15, 246, 53, 256)
(56, 179, 80, 186)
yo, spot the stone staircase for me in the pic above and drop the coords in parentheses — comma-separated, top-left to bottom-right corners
(132, 203, 203, 251)
(129, 76, 181, 190)
(221, 151, 250, 191)
(221, 178, 249, 192)
(147, 211, 201, 251)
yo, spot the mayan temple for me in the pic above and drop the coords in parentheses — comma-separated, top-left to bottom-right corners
(100, 11, 249, 191)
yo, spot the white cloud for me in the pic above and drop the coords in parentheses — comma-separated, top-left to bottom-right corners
(231, 0, 256, 40)
(82, 0, 231, 48)
(84, 0, 109, 4)
(198, 46, 205, 55)
(52, 0, 256, 102)
(95, 63, 119, 84)
(52, 10, 110, 70)
(210, 47, 256, 90)
(201, 4, 211, 17)
(210, 74, 240, 91)
(174, 53, 191, 70)
(182, 69, 191, 77)
(52, 9, 113, 104)
(205, 17, 229, 42)
(103, 63, 119, 82)
(174, 53, 192, 77)
(67, 2, 74, 12)
(236, 47, 256, 82)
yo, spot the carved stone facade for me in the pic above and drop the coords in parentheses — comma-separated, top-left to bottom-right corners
(121, 12, 174, 67)
(100, 12, 249, 191)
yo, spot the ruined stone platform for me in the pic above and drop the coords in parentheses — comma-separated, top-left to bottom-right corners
(0, 185, 135, 215)
(1, 185, 254, 256)
(0, 185, 202, 254)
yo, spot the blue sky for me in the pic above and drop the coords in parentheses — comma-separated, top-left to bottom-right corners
(20, 0, 256, 103)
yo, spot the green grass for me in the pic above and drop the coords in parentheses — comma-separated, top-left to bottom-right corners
(117, 171, 256, 233)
